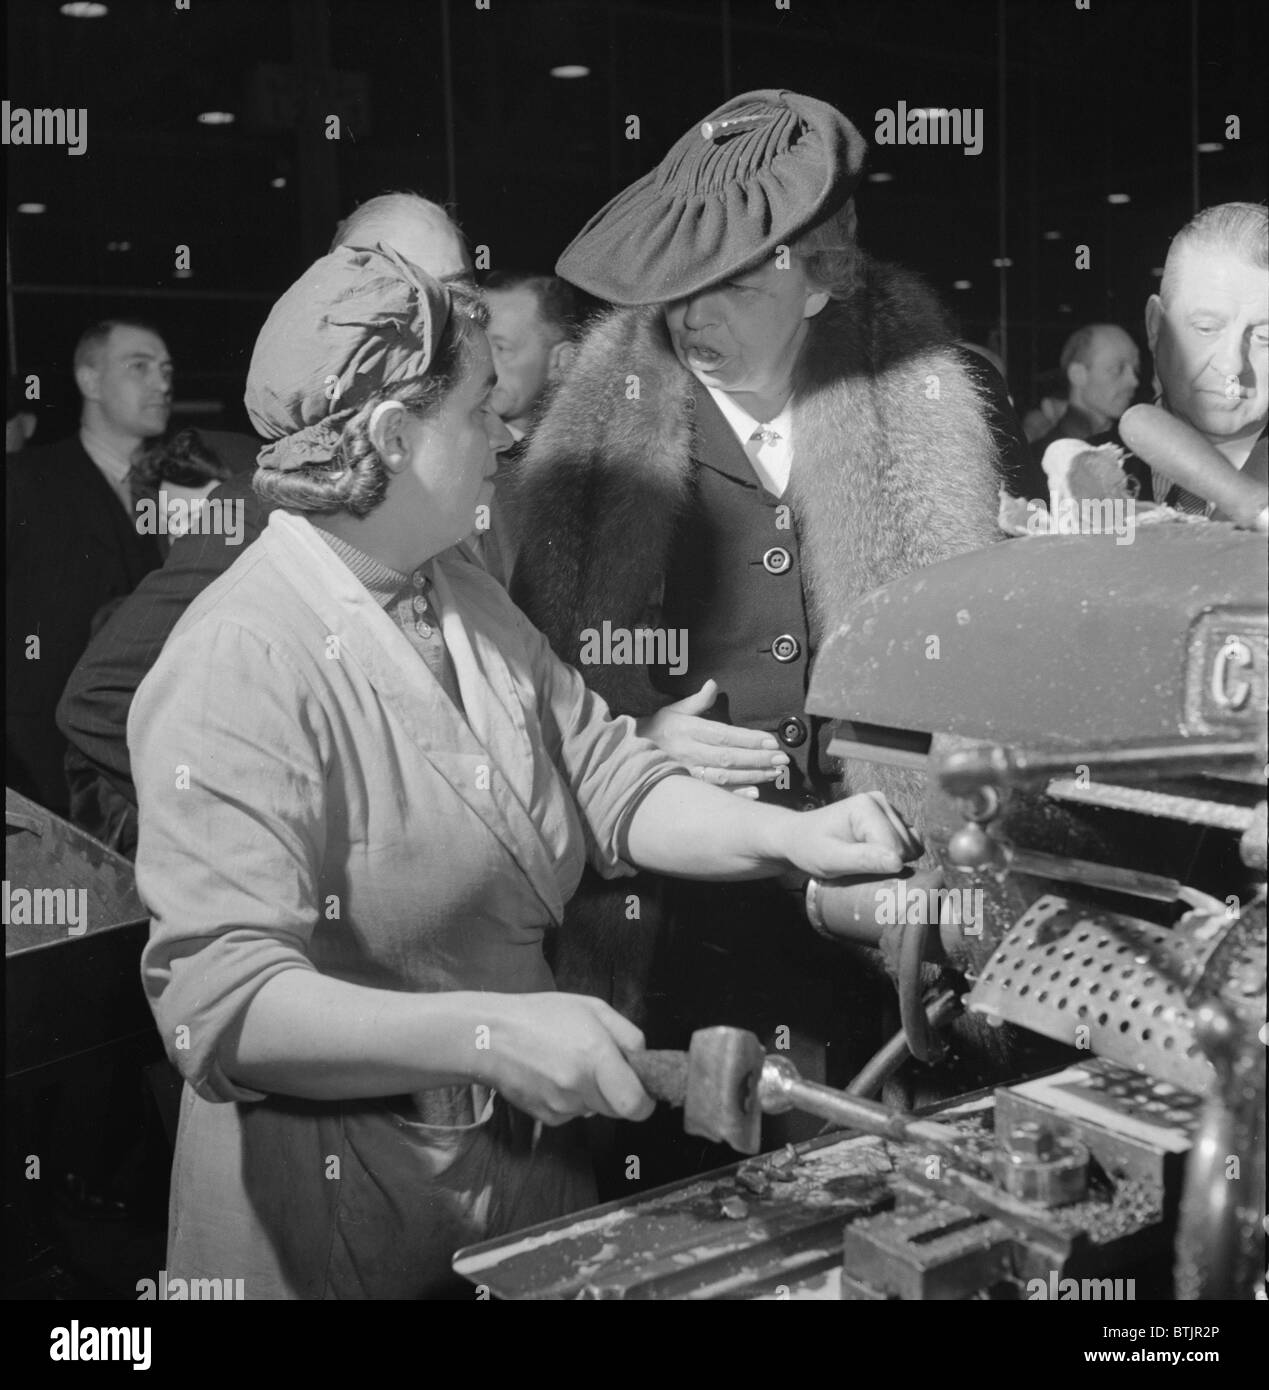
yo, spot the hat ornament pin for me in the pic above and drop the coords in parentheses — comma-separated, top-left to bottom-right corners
(700, 113, 769, 141)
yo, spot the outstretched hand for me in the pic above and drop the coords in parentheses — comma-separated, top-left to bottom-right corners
(637, 679, 788, 799)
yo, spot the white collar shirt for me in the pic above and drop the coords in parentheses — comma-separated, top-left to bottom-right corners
(705, 386, 794, 498)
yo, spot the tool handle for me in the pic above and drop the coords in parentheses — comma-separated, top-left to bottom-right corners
(626, 1049, 689, 1107)
(1119, 403, 1269, 529)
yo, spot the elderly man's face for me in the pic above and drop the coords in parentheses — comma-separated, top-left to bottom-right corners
(1147, 250, 1269, 442)
(663, 259, 828, 409)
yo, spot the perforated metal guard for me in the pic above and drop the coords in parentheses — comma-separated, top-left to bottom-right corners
(967, 895, 1216, 1094)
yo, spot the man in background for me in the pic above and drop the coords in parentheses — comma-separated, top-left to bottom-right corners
(484, 271, 581, 441)
(57, 192, 474, 852)
(1020, 322, 1139, 498)
(6, 320, 172, 812)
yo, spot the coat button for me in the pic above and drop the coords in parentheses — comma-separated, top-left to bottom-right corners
(771, 634, 801, 663)
(762, 546, 792, 575)
(778, 716, 808, 747)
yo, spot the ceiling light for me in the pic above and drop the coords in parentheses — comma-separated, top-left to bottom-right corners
(174, 268, 193, 280)
(1106, 193, 1131, 205)
(17, 202, 46, 214)
(270, 176, 287, 189)
(1196, 141, 1223, 154)
(991, 257, 1013, 268)
(911, 108, 950, 118)
(197, 111, 235, 126)
(1151, 266, 1165, 277)
(953, 280, 972, 290)
(1042, 230, 1062, 241)
(867, 171, 894, 183)
(106, 239, 132, 251)
(550, 65, 590, 79)
(1058, 303, 1072, 313)
(60, 2, 108, 16)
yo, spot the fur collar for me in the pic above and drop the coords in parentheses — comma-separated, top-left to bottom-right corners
(509, 256, 1001, 716)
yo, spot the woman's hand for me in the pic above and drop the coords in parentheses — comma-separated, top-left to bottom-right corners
(483, 993, 656, 1127)
(778, 792, 922, 880)
(636, 679, 787, 798)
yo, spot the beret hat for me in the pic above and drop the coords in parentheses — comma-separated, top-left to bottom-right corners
(245, 243, 451, 472)
(556, 89, 868, 306)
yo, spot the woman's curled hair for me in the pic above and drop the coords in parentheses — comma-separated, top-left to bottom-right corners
(254, 282, 488, 518)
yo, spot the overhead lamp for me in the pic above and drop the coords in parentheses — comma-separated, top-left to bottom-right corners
(17, 202, 47, 214)
(867, 171, 894, 183)
(197, 111, 235, 126)
(550, 65, 590, 79)
(106, 239, 132, 251)
(270, 176, 287, 189)
(1151, 266, 1165, 278)
(953, 280, 972, 290)
(1106, 193, 1131, 205)
(1196, 141, 1223, 154)
(1042, 230, 1062, 241)
(174, 268, 193, 280)
(60, 2, 108, 16)
(991, 257, 1013, 268)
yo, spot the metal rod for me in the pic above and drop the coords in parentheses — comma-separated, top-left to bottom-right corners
(1189, 0, 1201, 215)
(441, 0, 457, 208)
(845, 990, 963, 1099)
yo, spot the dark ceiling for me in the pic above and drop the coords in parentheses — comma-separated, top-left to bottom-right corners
(6, 0, 1267, 436)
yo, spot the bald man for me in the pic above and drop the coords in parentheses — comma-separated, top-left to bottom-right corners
(1133, 202, 1268, 510)
(56, 192, 473, 853)
(1021, 323, 1140, 495)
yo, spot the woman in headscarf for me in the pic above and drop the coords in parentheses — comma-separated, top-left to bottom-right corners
(130, 245, 918, 1299)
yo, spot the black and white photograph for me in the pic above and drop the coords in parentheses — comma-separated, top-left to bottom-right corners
(3, 0, 1266, 1340)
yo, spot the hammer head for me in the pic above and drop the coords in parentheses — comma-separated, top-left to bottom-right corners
(682, 1026, 766, 1154)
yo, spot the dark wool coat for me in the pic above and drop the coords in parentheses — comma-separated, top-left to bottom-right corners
(505, 256, 1011, 1119)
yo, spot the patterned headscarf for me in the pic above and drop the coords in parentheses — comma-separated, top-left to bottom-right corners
(245, 243, 452, 472)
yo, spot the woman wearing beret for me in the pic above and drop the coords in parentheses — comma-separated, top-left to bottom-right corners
(129, 244, 918, 1299)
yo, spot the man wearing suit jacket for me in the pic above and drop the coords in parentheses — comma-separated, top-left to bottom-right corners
(6, 320, 173, 813)
(56, 191, 476, 852)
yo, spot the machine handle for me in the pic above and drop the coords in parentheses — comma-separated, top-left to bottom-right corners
(1119, 403, 1269, 530)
